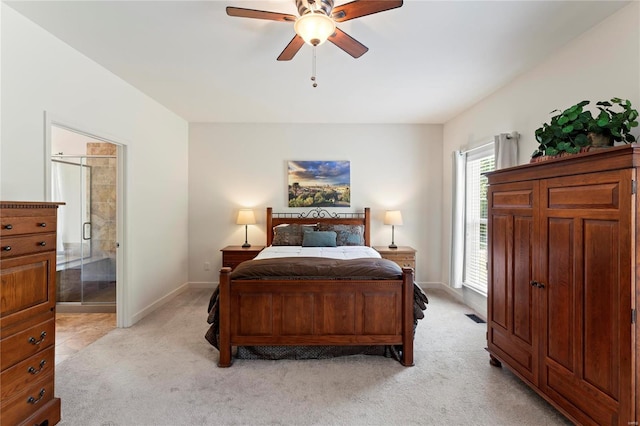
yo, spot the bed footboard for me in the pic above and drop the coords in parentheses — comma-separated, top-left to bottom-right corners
(217, 267, 415, 367)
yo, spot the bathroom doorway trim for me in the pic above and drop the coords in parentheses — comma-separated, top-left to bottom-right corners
(44, 111, 128, 328)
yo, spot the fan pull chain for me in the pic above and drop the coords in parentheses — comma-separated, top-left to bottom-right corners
(311, 46, 318, 88)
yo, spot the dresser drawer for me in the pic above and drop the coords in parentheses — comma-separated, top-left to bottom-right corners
(221, 246, 265, 271)
(20, 397, 61, 426)
(384, 253, 414, 262)
(1, 252, 56, 332)
(223, 254, 250, 270)
(0, 318, 55, 370)
(394, 260, 416, 269)
(0, 215, 57, 237)
(0, 372, 54, 426)
(1, 346, 55, 402)
(393, 260, 415, 268)
(0, 234, 56, 259)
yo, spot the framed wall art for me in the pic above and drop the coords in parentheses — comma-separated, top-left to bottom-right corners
(288, 161, 351, 207)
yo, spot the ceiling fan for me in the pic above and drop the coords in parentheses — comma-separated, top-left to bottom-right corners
(226, 0, 403, 61)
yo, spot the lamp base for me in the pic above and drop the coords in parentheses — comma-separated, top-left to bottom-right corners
(388, 243, 398, 249)
(242, 243, 251, 248)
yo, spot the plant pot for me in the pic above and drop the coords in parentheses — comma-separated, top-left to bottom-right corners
(587, 132, 613, 148)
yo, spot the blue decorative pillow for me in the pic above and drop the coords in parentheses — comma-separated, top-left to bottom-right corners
(302, 231, 337, 247)
(318, 224, 364, 246)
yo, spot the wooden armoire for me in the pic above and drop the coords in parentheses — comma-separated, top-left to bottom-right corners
(486, 145, 638, 425)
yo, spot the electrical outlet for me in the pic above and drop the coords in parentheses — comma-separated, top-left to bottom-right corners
(204, 261, 211, 271)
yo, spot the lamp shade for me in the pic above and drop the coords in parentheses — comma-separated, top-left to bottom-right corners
(384, 210, 403, 226)
(294, 12, 336, 46)
(236, 209, 256, 225)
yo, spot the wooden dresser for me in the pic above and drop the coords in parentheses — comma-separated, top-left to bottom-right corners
(1, 202, 62, 426)
(486, 146, 638, 426)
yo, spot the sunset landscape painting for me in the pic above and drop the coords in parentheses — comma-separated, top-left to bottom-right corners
(288, 161, 351, 207)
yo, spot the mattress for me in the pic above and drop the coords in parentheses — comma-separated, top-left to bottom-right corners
(254, 245, 382, 260)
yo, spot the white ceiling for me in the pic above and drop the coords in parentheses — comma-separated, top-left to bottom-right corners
(5, 0, 631, 124)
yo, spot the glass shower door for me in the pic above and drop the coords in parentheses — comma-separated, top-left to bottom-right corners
(53, 157, 91, 303)
(53, 155, 116, 306)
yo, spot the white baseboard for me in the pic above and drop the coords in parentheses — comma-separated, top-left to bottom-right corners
(129, 282, 190, 326)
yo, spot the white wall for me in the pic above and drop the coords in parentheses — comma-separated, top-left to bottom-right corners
(441, 2, 640, 316)
(188, 123, 443, 286)
(1, 5, 190, 326)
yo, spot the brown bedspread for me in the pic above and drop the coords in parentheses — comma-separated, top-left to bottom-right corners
(230, 257, 404, 280)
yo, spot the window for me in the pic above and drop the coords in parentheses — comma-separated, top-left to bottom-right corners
(463, 145, 495, 294)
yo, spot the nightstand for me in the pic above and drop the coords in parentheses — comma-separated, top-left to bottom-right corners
(373, 246, 416, 273)
(221, 245, 265, 270)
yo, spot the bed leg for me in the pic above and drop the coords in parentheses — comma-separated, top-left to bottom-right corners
(218, 267, 232, 368)
(401, 267, 415, 367)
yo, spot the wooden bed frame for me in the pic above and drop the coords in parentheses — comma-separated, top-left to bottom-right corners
(217, 207, 415, 367)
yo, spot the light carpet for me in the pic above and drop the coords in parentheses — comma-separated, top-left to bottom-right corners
(55, 288, 571, 426)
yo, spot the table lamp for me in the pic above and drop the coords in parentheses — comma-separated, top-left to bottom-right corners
(236, 209, 256, 248)
(384, 210, 403, 249)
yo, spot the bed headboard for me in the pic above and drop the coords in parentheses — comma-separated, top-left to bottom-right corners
(266, 207, 371, 247)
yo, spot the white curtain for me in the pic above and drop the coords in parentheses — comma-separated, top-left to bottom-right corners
(450, 150, 466, 289)
(494, 132, 519, 169)
(51, 162, 66, 252)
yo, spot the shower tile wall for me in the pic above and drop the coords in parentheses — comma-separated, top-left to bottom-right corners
(87, 142, 116, 260)
(84, 143, 116, 303)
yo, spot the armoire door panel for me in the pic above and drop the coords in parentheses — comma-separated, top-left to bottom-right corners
(490, 214, 510, 329)
(491, 189, 533, 208)
(545, 217, 574, 371)
(490, 326, 534, 378)
(512, 216, 533, 345)
(545, 364, 619, 426)
(582, 219, 620, 399)
(547, 183, 620, 210)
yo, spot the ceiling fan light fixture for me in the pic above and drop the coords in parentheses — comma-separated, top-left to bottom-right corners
(294, 12, 336, 46)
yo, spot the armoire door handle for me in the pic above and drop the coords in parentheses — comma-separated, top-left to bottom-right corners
(530, 280, 545, 289)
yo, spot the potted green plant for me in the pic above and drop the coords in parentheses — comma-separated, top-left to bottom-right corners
(532, 100, 592, 159)
(587, 98, 638, 146)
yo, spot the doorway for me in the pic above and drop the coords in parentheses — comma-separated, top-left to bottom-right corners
(50, 125, 118, 314)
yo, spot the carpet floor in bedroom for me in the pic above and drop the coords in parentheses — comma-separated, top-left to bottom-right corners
(55, 288, 572, 426)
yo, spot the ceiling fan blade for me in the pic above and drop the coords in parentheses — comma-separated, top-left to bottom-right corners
(277, 35, 305, 61)
(332, 0, 403, 22)
(328, 28, 368, 58)
(226, 7, 297, 22)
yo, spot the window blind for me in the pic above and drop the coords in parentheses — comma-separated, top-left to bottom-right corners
(463, 146, 495, 294)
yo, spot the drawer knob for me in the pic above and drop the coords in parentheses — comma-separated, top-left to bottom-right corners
(2, 246, 11, 251)
(28, 331, 47, 345)
(39, 241, 46, 247)
(28, 359, 47, 375)
(3, 224, 12, 230)
(27, 388, 45, 405)
(38, 222, 47, 227)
